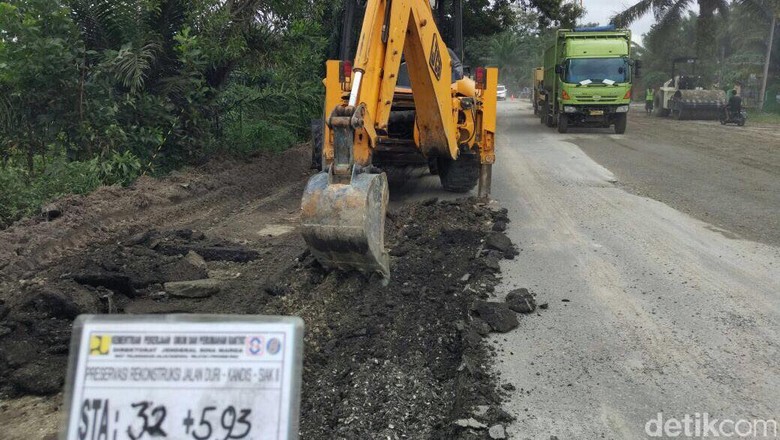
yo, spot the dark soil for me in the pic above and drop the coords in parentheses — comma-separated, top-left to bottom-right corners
(0, 147, 523, 439)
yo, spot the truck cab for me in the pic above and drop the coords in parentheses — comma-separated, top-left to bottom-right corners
(542, 26, 635, 134)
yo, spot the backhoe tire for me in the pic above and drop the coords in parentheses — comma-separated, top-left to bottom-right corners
(557, 114, 569, 133)
(428, 158, 439, 175)
(614, 114, 627, 134)
(438, 152, 479, 193)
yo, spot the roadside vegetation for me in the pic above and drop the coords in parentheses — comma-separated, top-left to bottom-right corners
(3, 0, 772, 229)
(0, 0, 587, 229)
(617, 0, 780, 111)
(0, 0, 328, 228)
(750, 111, 780, 123)
(465, 11, 557, 93)
(472, 0, 779, 111)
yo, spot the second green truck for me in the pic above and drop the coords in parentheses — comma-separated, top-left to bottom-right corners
(541, 26, 638, 134)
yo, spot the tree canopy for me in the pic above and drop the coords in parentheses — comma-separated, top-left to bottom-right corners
(0, 0, 587, 226)
(634, 2, 778, 110)
(614, 0, 728, 72)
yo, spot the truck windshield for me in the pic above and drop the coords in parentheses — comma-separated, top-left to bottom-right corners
(564, 58, 628, 84)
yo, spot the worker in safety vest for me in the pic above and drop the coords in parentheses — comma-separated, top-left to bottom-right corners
(645, 87, 654, 114)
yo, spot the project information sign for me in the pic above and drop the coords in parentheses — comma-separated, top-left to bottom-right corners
(62, 315, 303, 440)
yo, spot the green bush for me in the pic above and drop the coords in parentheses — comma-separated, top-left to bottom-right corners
(225, 119, 297, 155)
(95, 150, 143, 186)
(216, 80, 322, 157)
(0, 166, 35, 227)
(0, 150, 141, 228)
(764, 85, 780, 113)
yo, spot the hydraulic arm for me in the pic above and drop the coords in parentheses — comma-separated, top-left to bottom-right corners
(301, 0, 498, 279)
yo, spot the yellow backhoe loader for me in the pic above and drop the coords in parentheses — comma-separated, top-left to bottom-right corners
(301, 0, 498, 279)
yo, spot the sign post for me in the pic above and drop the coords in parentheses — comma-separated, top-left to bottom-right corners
(62, 315, 304, 440)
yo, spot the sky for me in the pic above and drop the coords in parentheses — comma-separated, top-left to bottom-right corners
(579, 0, 658, 46)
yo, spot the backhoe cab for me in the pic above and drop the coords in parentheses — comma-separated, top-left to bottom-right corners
(301, 0, 498, 279)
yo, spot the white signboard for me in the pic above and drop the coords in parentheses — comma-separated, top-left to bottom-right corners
(62, 315, 303, 440)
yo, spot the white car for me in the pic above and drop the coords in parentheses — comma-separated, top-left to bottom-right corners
(497, 84, 507, 101)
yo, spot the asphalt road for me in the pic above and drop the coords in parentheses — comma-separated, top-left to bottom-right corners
(573, 108, 780, 246)
(491, 101, 780, 439)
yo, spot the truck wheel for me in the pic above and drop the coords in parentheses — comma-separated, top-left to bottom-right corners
(545, 105, 555, 128)
(557, 114, 568, 133)
(614, 114, 627, 134)
(438, 152, 479, 193)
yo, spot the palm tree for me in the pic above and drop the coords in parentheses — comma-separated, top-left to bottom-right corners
(487, 32, 525, 84)
(613, 0, 730, 65)
(738, 0, 779, 110)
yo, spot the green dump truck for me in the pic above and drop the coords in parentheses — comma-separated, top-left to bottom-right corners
(541, 26, 637, 134)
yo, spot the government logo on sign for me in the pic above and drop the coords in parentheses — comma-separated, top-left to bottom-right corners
(247, 336, 265, 355)
(267, 337, 281, 355)
(89, 335, 110, 356)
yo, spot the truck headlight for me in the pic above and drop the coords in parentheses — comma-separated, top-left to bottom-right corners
(616, 105, 629, 113)
(564, 106, 577, 113)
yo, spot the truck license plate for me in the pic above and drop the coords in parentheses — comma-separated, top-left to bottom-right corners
(590, 110, 604, 116)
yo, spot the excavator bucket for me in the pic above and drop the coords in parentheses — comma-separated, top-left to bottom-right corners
(300, 169, 390, 279)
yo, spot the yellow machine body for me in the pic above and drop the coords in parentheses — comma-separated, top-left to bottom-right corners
(302, 0, 498, 279)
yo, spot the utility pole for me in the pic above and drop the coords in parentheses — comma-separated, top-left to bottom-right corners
(758, 13, 776, 111)
(453, 0, 463, 62)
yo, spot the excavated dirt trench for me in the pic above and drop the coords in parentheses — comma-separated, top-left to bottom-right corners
(0, 147, 530, 439)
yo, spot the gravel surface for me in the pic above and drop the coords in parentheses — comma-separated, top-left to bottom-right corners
(490, 101, 779, 438)
(572, 108, 780, 246)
